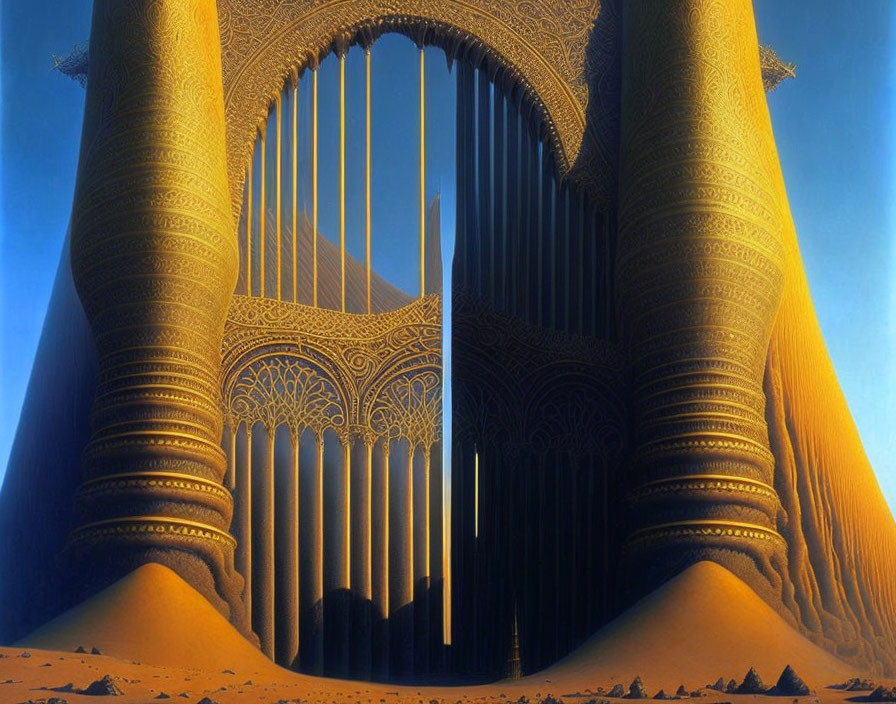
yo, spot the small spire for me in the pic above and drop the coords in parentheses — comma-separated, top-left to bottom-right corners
(505, 603, 522, 681)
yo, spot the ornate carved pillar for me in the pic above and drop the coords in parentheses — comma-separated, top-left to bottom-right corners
(616, 0, 790, 608)
(67, 0, 247, 634)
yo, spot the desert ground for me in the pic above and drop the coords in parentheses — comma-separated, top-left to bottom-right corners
(3, 562, 892, 704)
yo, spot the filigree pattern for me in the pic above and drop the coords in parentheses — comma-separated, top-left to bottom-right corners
(369, 370, 442, 447)
(229, 358, 345, 437)
(218, 0, 602, 214)
(451, 293, 625, 456)
(222, 295, 441, 450)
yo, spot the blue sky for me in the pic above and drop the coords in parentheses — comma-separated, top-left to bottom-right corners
(1, 2, 894, 516)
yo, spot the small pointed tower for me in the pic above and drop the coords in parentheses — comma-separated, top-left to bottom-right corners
(504, 603, 522, 681)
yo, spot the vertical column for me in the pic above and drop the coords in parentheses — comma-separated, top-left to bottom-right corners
(307, 434, 324, 673)
(540, 152, 554, 329)
(414, 446, 432, 674)
(259, 129, 266, 298)
(339, 51, 347, 313)
(517, 106, 531, 319)
(350, 437, 373, 678)
(506, 95, 519, 317)
(257, 430, 276, 658)
(283, 432, 300, 668)
(405, 441, 415, 639)
(617, 0, 787, 604)
(476, 68, 490, 301)
(246, 163, 253, 296)
(419, 47, 426, 299)
(312, 66, 319, 307)
(291, 76, 299, 303)
(68, 0, 247, 633)
(526, 118, 539, 322)
(225, 424, 236, 490)
(374, 441, 390, 679)
(275, 95, 283, 301)
(237, 425, 253, 625)
(492, 84, 506, 311)
(365, 48, 372, 314)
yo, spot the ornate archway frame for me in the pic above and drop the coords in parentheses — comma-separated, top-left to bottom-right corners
(218, 0, 602, 217)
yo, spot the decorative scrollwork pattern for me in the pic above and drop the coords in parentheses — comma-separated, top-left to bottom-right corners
(222, 294, 441, 451)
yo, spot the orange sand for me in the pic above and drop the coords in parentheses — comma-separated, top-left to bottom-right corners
(5, 561, 875, 704)
(19, 563, 275, 674)
(538, 561, 853, 690)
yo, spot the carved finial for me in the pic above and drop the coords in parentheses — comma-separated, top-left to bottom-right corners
(759, 45, 796, 92)
(52, 43, 89, 87)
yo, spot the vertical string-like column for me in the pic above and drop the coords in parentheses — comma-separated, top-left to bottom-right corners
(259, 129, 267, 298)
(355, 438, 373, 677)
(312, 67, 319, 308)
(342, 441, 352, 591)
(540, 151, 553, 328)
(339, 52, 347, 313)
(376, 442, 391, 678)
(310, 433, 325, 673)
(292, 78, 299, 303)
(574, 191, 584, 336)
(365, 48, 372, 314)
(258, 430, 276, 658)
(284, 432, 300, 668)
(276, 95, 283, 301)
(518, 106, 531, 320)
(406, 442, 415, 621)
(592, 206, 601, 338)
(493, 83, 506, 311)
(415, 445, 432, 673)
(239, 425, 253, 625)
(506, 95, 519, 317)
(442, 447, 451, 649)
(364, 442, 373, 604)
(477, 68, 490, 301)
(526, 117, 539, 322)
(556, 185, 569, 332)
(419, 47, 426, 299)
(226, 424, 236, 490)
(246, 163, 253, 296)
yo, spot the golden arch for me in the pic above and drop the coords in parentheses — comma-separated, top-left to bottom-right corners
(218, 0, 601, 213)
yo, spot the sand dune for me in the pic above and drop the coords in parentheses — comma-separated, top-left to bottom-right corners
(10, 560, 865, 703)
(17, 563, 275, 674)
(535, 561, 854, 691)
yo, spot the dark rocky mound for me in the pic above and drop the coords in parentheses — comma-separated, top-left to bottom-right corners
(626, 677, 648, 699)
(675, 686, 688, 698)
(736, 667, 767, 694)
(865, 686, 896, 702)
(770, 665, 810, 696)
(654, 690, 671, 700)
(725, 680, 738, 694)
(708, 679, 725, 692)
(609, 685, 625, 698)
(81, 675, 124, 696)
(831, 679, 877, 692)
